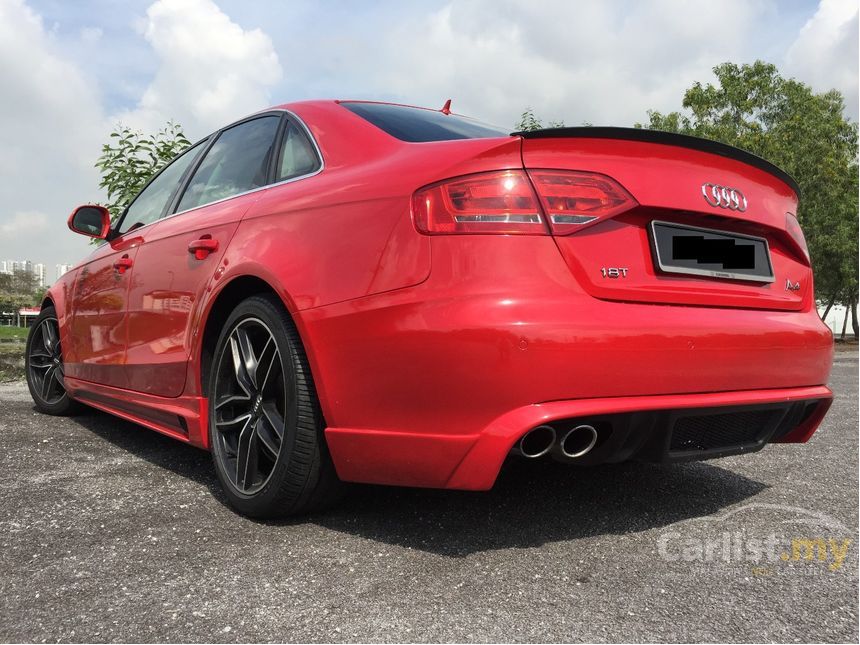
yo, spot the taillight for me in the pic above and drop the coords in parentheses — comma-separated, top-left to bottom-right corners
(412, 169, 636, 235)
(785, 212, 811, 263)
(412, 170, 547, 235)
(528, 170, 637, 235)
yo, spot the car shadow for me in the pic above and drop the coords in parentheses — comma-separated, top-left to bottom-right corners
(69, 408, 768, 557)
(313, 457, 768, 556)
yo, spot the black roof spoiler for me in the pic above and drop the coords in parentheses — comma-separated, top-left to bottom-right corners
(510, 126, 800, 197)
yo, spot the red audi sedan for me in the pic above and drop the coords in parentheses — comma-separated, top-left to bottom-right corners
(26, 100, 833, 517)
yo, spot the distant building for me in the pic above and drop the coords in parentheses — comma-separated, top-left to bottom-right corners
(34, 263, 47, 287)
(56, 263, 73, 280)
(3, 260, 32, 274)
(1, 260, 68, 287)
(818, 303, 855, 335)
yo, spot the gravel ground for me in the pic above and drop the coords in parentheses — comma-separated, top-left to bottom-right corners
(0, 355, 857, 643)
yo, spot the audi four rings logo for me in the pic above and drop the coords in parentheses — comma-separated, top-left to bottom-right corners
(701, 183, 748, 212)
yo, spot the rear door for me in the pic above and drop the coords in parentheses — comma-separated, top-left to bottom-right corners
(66, 141, 205, 388)
(124, 114, 283, 397)
(520, 129, 810, 311)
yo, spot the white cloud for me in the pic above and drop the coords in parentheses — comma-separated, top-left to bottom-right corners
(115, 0, 283, 138)
(0, 0, 101, 268)
(301, 0, 779, 129)
(294, 0, 856, 129)
(0, 211, 49, 236)
(79, 26, 103, 45)
(0, 0, 855, 277)
(785, 0, 858, 118)
(0, 0, 285, 272)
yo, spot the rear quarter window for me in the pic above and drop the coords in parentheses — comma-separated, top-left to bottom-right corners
(341, 102, 509, 142)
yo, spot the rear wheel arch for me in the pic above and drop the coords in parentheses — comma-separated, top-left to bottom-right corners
(198, 276, 317, 402)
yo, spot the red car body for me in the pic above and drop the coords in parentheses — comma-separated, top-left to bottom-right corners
(44, 100, 833, 493)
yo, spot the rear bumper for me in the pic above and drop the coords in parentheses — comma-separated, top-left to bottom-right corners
(299, 236, 834, 490)
(326, 386, 832, 490)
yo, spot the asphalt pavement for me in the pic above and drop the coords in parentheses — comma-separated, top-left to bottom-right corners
(0, 355, 857, 643)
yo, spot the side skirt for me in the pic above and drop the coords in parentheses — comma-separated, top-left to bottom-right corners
(64, 376, 210, 449)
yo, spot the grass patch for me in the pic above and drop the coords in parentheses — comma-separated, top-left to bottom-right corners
(0, 341, 25, 381)
(0, 326, 30, 381)
(0, 326, 28, 341)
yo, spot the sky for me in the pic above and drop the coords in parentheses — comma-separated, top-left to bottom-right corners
(0, 0, 857, 282)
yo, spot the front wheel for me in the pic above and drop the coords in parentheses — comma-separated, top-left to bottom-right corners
(208, 294, 343, 518)
(25, 306, 80, 415)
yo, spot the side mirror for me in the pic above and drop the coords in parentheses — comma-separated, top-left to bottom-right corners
(68, 205, 111, 239)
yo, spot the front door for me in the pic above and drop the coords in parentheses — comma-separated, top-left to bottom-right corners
(66, 139, 207, 388)
(65, 236, 139, 388)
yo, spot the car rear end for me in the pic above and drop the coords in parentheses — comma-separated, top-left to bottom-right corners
(308, 104, 833, 490)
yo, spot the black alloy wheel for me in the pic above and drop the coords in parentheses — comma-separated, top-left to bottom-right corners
(208, 295, 343, 517)
(25, 306, 79, 415)
(212, 316, 286, 494)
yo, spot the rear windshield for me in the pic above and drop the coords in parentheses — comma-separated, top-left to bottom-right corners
(341, 102, 509, 142)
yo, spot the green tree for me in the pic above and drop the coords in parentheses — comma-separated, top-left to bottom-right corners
(0, 269, 42, 311)
(0, 272, 10, 304)
(32, 286, 48, 306)
(637, 61, 859, 337)
(515, 108, 565, 131)
(95, 121, 191, 226)
(9, 269, 38, 297)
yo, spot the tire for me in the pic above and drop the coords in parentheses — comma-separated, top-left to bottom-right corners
(208, 294, 343, 518)
(25, 306, 81, 416)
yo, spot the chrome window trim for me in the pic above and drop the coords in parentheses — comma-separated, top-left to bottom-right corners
(649, 219, 775, 284)
(169, 109, 324, 219)
(112, 137, 210, 237)
(111, 109, 324, 238)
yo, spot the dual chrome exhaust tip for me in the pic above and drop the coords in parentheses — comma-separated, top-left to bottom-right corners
(518, 425, 557, 458)
(517, 423, 599, 460)
(560, 424, 598, 458)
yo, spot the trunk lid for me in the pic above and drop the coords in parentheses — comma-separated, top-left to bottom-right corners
(518, 128, 809, 311)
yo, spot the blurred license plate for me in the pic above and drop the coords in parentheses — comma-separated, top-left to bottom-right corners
(649, 220, 774, 283)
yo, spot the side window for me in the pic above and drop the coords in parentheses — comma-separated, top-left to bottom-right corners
(177, 116, 280, 212)
(118, 140, 205, 235)
(276, 122, 321, 181)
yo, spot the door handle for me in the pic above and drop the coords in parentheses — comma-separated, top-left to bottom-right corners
(188, 236, 219, 260)
(113, 255, 133, 274)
